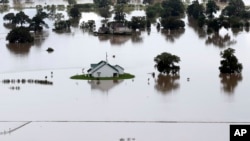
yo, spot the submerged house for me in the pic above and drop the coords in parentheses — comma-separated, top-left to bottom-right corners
(96, 22, 132, 35)
(87, 61, 124, 78)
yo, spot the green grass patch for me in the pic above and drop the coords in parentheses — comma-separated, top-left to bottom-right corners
(70, 73, 135, 80)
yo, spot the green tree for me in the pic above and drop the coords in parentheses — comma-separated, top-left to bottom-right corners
(222, 0, 245, 17)
(15, 11, 30, 26)
(68, 0, 76, 5)
(93, 0, 111, 8)
(54, 20, 71, 31)
(0, 0, 9, 4)
(187, 0, 205, 19)
(128, 16, 146, 30)
(146, 3, 161, 19)
(206, 0, 219, 19)
(161, 0, 185, 18)
(29, 10, 48, 33)
(219, 48, 243, 74)
(69, 7, 81, 19)
(98, 7, 111, 19)
(161, 17, 185, 30)
(143, 0, 154, 4)
(154, 52, 181, 75)
(117, 0, 130, 4)
(114, 4, 126, 22)
(6, 27, 34, 43)
(3, 12, 15, 23)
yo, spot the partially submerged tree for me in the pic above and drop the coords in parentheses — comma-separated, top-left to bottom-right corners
(53, 20, 71, 31)
(219, 48, 243, 74)
(205, 0, 219, 19)
(114, 4, 126, 22)
(154, 52, 180, 75)
(94, 0, 111, 8)
(3, 11, 30, 26)
(117, 0, 130, 4)
(160, 0, 185, 30)
(29, 9, 49, 33)
(3, 12, 15, 23)
(187, 0, 205, 19)
(15, 11, 30, 26)
(6, 27, 34, 43)
(222, 0, 246, 17)
(69, 7, 81, 19)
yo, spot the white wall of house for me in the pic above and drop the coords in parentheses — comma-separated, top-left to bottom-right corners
(115, 66, 124, 74)
(91, 64, 118, 77)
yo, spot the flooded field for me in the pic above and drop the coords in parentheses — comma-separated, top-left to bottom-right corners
(1, 0, 250, 141)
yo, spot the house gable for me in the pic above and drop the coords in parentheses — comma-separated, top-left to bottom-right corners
(88, 61, 124, 77)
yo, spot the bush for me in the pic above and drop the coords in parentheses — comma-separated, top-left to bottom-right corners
(6, 27, 34, 43)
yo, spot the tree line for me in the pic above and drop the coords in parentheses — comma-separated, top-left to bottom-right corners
(155, 48, 243, 76)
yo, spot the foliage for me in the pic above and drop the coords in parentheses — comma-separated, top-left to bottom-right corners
(128, 16, 146, 30)
(161, 0, 185, 18)
(219, 48, 243, 74)
(3, 11, 30, 26)
(187, 0, 205, 19)
(207, 18, 221, 32)
(154, 52, 180, 75)
(117, 0, 130, 4)
(15, 11, 31, 26)
(29, 9, 48, 33)
(73, 4, 95, 10)
(68, 0, 77, 5)
(161, 17, 185, 30)
(98, 7, 111, 19)
(205, 0, 219, 19)
(114, 4, 126, 22)
(3, 12, 15, 23)
(221, 0, 246, 17)
(69, 7, 81, 19)
(93, 0, 111, 8)
(143, 0, 154, 4)
(146, 3, 161, 19)
(54, 20, 71, 31)
(6, 27, 34, 43)
(0, 0, 9, 4)
(80, 20, 96, 32)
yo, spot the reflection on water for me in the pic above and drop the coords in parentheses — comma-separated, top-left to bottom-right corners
(1, 78, 53, 91)
(188, 17, 206, 39)
(219, 74, 243, 94)
(6, 43, 33, 55)
(154, 74, 180, 94)
(3, 23, 16, 30)
(88, 80, 123, 93)
(205, 33, 236, 48)
(97, 33, 143, 45)
(161, 29, 185, 43)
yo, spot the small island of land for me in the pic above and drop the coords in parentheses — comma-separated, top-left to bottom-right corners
(70, 73, 135, 80)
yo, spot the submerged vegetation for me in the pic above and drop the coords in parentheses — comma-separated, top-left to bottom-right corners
(154, 52, 180, 75)
(1, 0, 248, 77)
(70, 73, 135, 80)
(219, 48, 243, 74)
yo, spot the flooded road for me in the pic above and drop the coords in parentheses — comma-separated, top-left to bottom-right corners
(1, 0, 250, 141)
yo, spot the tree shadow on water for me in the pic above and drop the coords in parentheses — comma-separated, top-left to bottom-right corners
(6, 43, 33, 56)
(205, 32, 236, 48)
(161, 28, 185, 43)
(219, 73, 243, 94)
(154, 74, 180, 94)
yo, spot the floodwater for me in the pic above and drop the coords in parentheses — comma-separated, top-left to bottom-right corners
(1, 1, 250, 141)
